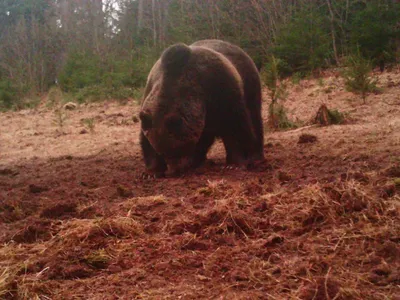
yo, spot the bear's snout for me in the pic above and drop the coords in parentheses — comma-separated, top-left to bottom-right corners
(139, 110, 153, 131)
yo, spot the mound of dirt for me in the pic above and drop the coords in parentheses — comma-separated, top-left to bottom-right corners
(298, 133, 318, 144)
(40, 203, 77, 219)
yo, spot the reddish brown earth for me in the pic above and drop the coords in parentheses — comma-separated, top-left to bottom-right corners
(1, 70, 400, 299)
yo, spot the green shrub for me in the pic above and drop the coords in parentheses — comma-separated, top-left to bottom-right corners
(0, 80, 17, 110)
(132, 87, 145, 104)
(272, 5, 332, 75)
(327, 109, 346, 125)
(130, 50, 157, 88)
(291, 72, 303, 85)
(58, 52, 102, 93)
(75, 85, 134, 103)
(0, 80, 42, 111)
(348, 2, 400, 68)
(18, 96, 41, 110)
(58, 50, 155, 103)
(267, 103, 297, 130)
(342, 52, 379, 104)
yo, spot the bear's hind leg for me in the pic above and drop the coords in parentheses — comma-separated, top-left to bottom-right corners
(221, 135, 246, 166)
(246, 94, 265, 163)
(192, 131, 215, 168)
(220, 107, 259, 168)
(140, 131, 167, 177)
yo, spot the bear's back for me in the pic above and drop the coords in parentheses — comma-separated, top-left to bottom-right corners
(190, 40, 260, 87)
(190, 40, 261, 108)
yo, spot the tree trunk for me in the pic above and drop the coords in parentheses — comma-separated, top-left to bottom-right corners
(151, 0, 157, 47)
(137, 0, 144, 34)
(92, 0, 105, 54)
(158, 0, 170, 48)
(326, 0, 339, 65)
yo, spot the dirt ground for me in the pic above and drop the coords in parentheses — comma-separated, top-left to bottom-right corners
(1, 70, 400, 299)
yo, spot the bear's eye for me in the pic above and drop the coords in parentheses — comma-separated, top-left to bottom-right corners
(165, 116, 183, 133)
(139, 111, 153, 130)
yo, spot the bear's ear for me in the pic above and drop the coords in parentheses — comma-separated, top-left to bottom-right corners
(161, 43, 191, 77)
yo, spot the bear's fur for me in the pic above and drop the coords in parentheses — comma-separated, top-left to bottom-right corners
(139, 39, 264, 176)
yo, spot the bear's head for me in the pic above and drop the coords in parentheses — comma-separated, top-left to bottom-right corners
(140, 43, 206, 174)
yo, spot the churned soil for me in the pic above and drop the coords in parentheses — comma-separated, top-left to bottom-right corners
(1, 69, 400, 299)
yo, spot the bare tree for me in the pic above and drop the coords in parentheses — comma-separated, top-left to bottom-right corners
(326, 0, 339, 64)
(138, 0, 144, 33)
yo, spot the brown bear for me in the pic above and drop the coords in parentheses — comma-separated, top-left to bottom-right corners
(139, 39, 264, 177)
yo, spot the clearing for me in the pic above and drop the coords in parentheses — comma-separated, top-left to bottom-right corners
(1, 70, 399, 299)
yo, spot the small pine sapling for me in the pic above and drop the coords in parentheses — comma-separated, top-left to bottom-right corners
(263, 56, 295, 130)
(263, 56, 287, 105)
(53, 108, 68, 131)
(82, 118, 96, 133)
(342, 52, 378, 104)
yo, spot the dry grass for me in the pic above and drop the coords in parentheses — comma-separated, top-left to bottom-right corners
(0, 267, 14, 298)
(2, 173, 399, 299)
(95, 216, 143, 238)
(0, 70, 399, 298)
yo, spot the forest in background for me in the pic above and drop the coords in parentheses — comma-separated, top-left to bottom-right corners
(0, 0, 399, 110)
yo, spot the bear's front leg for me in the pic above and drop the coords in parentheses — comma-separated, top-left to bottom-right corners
(140, 131, 167, 178)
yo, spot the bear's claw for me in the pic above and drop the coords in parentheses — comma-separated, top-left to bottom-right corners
(221, 165, 239, 170)
(140, 173, 155, 180)
(140, 172, 167, 180)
